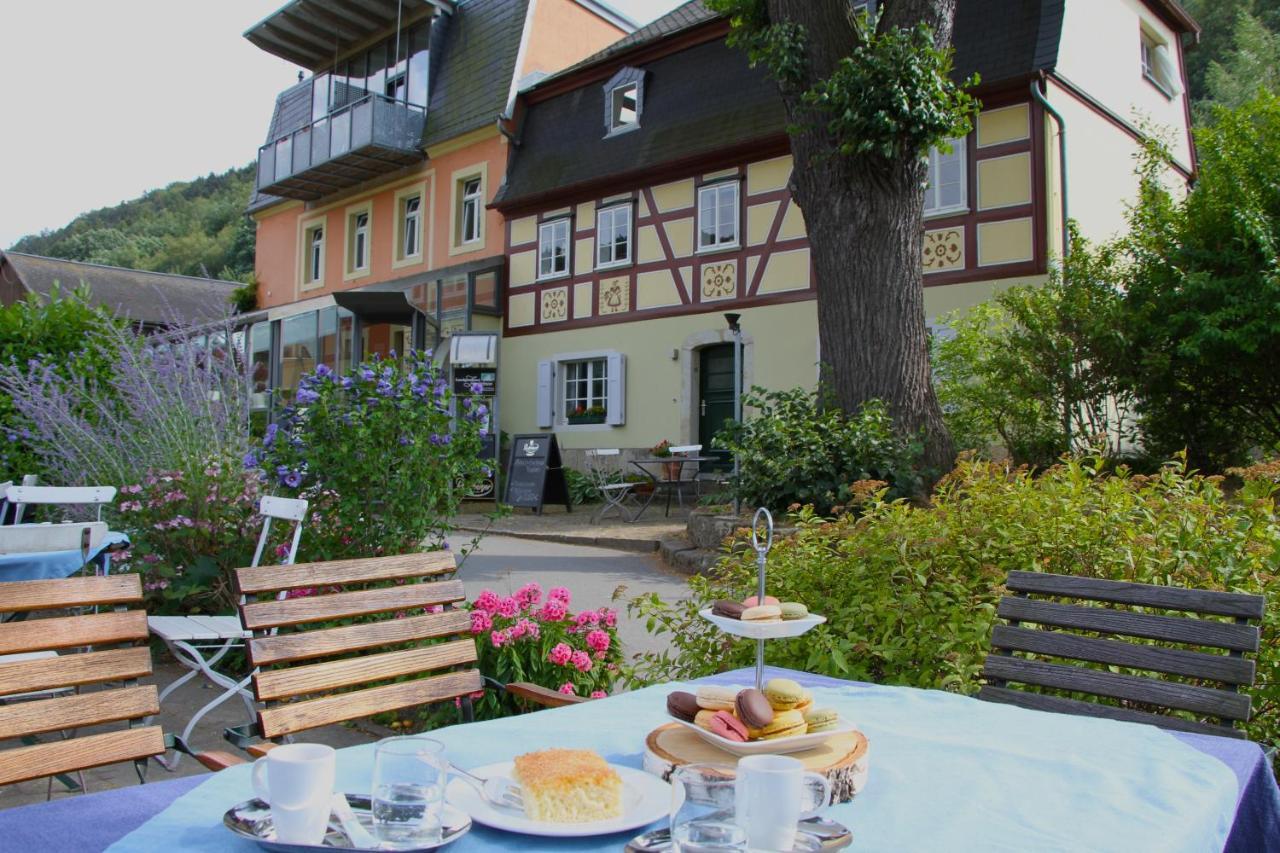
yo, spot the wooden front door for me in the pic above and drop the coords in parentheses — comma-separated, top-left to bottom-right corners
(698, 344, 737, 471)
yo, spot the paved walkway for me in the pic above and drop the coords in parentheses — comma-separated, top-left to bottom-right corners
(453, 501, 693, 553)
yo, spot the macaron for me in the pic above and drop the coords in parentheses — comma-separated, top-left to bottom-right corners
(741, 604, 782, 622)
(711, 599, 746, 620)
(693, 709, 719, 731)
(742, 595, 780, 607)
(793, 689, 814, 713)
(763, 677, 805, 710)
(695, 685, 738, 712)
(779, 602, 809, 620)
(803, 707, 840, 733)
(708, 710, 749, 743)
(748, 709, 807, 740)
(733, 688, 775, 729)
(667, 691, 700, 723)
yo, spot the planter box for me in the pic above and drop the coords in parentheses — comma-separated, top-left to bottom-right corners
(567, 414, 606, 425)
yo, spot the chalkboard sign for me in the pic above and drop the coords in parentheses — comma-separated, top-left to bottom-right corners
(504, 434, 572, 514)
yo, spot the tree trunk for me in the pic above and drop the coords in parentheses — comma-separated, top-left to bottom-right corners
(767, 0, 957, 476)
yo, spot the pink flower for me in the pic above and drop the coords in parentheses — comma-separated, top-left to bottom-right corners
(600, 608, 617, 628)
(590, 690, 607, 699)
(538, 600, 568, 622)
(274, 543, 291, 560)
(517, 618, 540, 640)
(428, 604, 444, 614)
(571, 650, 593, 672)
(508, 620, 527, 640)
(548, 642, 573, 666)
(585, 629, 611, 654)
(490, 629, 509, 648)
(558, 682, 577, 696)
(497, 596, 520, 619)
(548, 586, 571, 606)
(516, 582, 542, 609)
(285, 587, 316, 599)
(574, 610, 599, 629)
(470, 610, 493, 634)
(474, 590, 501, 613)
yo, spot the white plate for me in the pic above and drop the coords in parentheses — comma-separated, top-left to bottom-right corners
(699, 607, 827, 639)
(669, 714, 858, 756)
(445, 761, 669, 838)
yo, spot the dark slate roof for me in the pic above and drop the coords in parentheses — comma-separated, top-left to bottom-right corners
(0, 252, 239, 327)
(497, 0, 1073, 207)
(422, 0, 530, 148)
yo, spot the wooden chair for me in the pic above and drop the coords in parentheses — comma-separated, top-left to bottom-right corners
(198, 551, 577, 769)
(0, 574, 167, 788)
(979, 570, 1265, 739)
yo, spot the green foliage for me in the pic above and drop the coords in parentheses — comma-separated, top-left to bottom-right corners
(707, 0, 977, 165)
(0, 288, 124, 481)
(249, 352, 488, 561)
(715, 387, 922, 514)
(933, 229, 1131, 467)
(1119, 91, 1280, 468)
(1184, 0, 1280, 103)
(231, 275, 259, 313)
(627, 454, 1280, 748)
(1201, 10, 1280, 112)
(9, 165, 256, 281)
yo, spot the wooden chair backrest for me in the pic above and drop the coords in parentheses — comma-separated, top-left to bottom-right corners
(234, 551, 480, 741)
(0, 522, 108, 556)
(0, 574, 164, 784)
(979, 570, 1265, 739)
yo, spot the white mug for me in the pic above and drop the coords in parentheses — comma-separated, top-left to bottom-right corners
(251, 743, 337, 845)
(734, 754, 831, 851)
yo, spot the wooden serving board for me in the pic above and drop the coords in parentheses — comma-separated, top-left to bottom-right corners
(643, 723, 869, 804)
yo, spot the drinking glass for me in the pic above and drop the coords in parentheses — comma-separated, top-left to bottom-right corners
(670, 763, 746, 852)
(370, 736, 448, 848)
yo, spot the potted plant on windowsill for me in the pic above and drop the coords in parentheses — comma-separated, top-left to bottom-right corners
(568, 404, 607, 425)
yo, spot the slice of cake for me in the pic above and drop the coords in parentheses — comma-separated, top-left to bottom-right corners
(511, 748, 623, 823)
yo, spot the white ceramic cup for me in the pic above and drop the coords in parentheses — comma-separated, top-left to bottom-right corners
(734, 754, 831, 851)
(251, 743, 337, 845)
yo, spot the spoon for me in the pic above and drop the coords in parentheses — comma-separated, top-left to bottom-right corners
(626, 816, 853, 852)
(330, 792, 381, 849)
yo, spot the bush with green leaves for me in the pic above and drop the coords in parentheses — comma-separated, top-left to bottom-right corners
(628, 454, 1280, 748)
(248, 351, 487, 560)
(714, 387, 922, 513)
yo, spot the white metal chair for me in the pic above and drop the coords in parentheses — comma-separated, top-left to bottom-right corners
(666, 444, 704, 508)
(585, 449, 641, 523)
(3, 474, 38, 524)
(147, 495, 308, 767)
(6, 484, 116, 524)
(0, 521, 108, 557)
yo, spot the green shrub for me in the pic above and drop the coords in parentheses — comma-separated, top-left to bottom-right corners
(714, 387, 922, 513)
(628, 454, 1280, 748)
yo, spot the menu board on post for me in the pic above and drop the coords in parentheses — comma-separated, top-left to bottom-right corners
(503, 434, 572, 514)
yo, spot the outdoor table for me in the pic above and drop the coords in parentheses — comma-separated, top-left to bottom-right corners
(629, 456, 712, 519)
(0, 530, 127, 582)
(1, 666, 1276, 852)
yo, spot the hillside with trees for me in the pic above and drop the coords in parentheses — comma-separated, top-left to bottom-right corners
(8, 164, 256, 282)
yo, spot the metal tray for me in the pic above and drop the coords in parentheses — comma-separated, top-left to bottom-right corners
(223, 793, 471, 851)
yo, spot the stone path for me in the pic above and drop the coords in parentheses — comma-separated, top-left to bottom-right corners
(452, 502, 693, 554)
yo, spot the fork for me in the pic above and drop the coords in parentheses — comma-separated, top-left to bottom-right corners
(451, 765, 523, 809)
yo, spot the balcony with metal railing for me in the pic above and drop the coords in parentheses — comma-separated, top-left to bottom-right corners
(255, 92, 426, 201)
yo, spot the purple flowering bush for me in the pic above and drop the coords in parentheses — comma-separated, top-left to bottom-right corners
(461, 583, 623, 720)
(247, 351, 487, 560)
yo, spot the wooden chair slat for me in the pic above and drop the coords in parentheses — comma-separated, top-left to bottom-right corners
(0, 574, 141, 612)
(0, 684, 158, 739)
(236, 552, 456, 594)
(254, 638, 478, 701)
(504, 681, 588, 708)
(0, 726, 166, 786)
(258, 669, 483, 739)
(1005, 570, 1265, 619)
(997, 597, 1259, 652)
(0, 647, 153, 697)
(982, 654, 1252, 721)
(249, 609, 470, 666)
(0, 610, 149, 655)
(241, 580, 465, 631)
(990, 624, 1256, 685)
(977, 685, 1246, 739)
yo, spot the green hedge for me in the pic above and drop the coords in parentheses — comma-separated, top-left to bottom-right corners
(628, 454, 1280, 748)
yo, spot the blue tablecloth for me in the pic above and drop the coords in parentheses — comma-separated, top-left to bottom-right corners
(0, 531, 128, 581)
(1, 667, 1276, 852)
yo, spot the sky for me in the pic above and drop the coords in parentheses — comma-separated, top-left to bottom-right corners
(0, 0, 687, 250)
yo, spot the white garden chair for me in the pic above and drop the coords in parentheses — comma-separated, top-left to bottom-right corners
(3, 475, 38, 524)
(585, 449, 641, 523)
(6, 484, 116, 524)
(146, 495, 308, 768)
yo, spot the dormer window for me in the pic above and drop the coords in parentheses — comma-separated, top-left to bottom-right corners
(603, 67, 645, 137)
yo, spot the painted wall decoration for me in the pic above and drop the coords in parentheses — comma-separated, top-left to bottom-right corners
(923, 228, 965, 272)
(540, 287, 568, 323)
(701, 262, 736, 300)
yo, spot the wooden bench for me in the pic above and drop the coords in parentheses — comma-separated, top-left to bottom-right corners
(978, 570, 1265, 739)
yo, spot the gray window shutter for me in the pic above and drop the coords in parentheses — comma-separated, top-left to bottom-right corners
(536, 360, 555, 428)
(606, 352, 626, 426)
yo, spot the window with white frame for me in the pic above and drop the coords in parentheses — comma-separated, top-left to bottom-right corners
(563, 358, 608, 420)
(349, 211, 370, 272)
(306, 224, 325, 283)
(402, 195, 421, 258)
(697, 182, 739, 251)
(924, 137, 967, 216)
(538, 218, 570, 279)
(596, 204, 632, 268)
(459, 176, 482, 244)
(1140, 29, 1181, 98)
